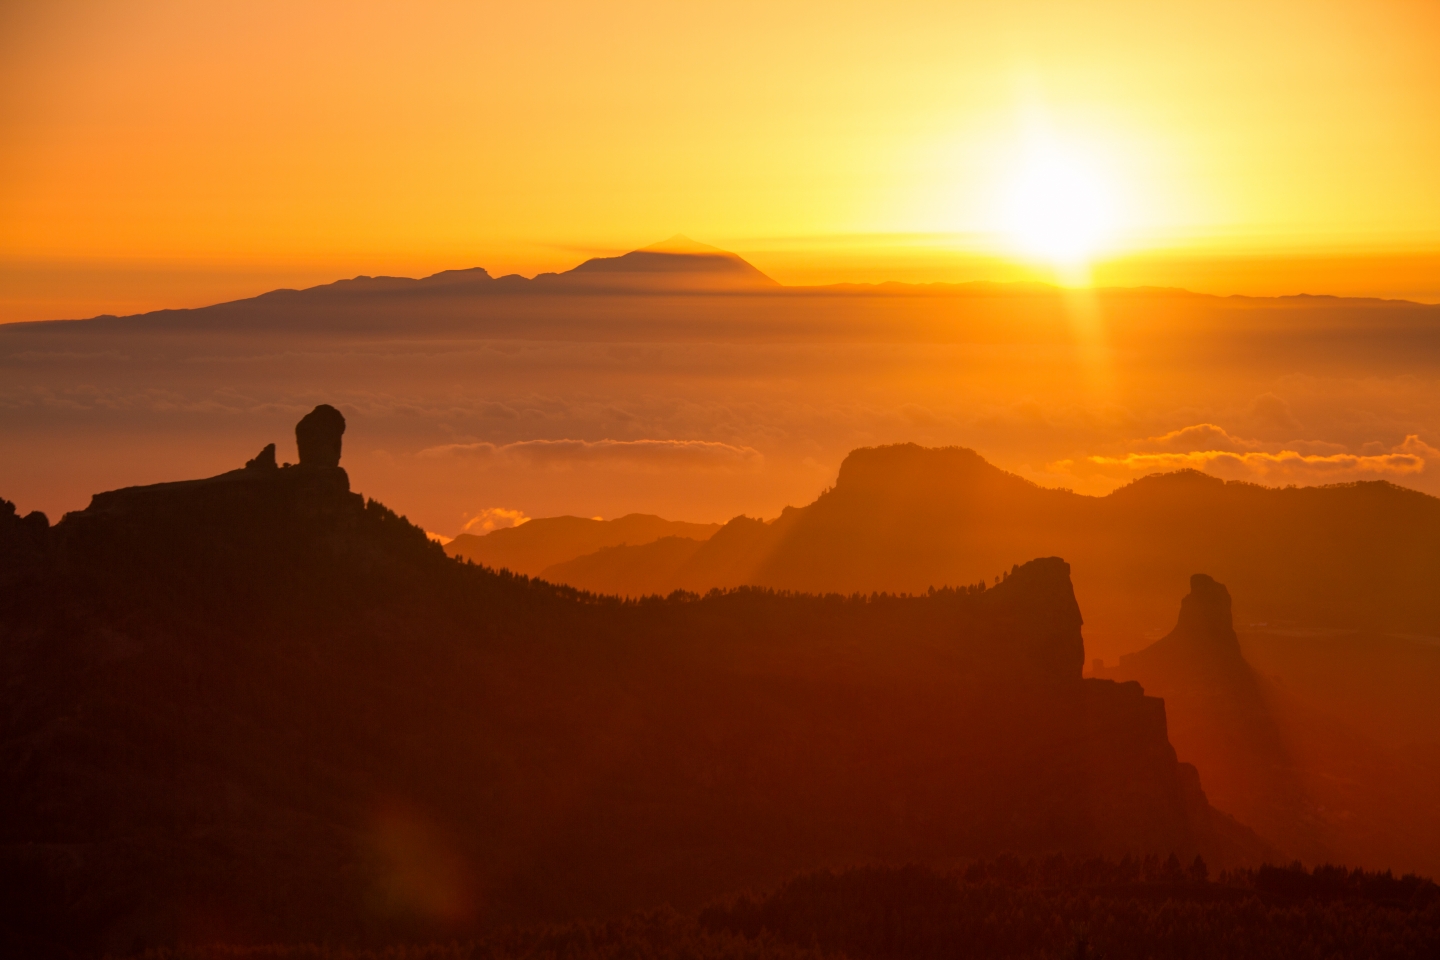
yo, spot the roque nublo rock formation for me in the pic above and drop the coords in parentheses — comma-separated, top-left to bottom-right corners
(0, 408, 1267, 956)
(295, 402, 346, 468)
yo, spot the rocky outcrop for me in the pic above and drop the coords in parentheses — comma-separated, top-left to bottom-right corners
(1118, 574, 1249, 679)
(1105, 574, 1440, 876)
(1176, 574, 1236, 638)
(1102, 576, 1320, 865)
(0, 498, 48, 547)
(245, 442, 278, 470)
(0, 420, 1268, 955)
(295, 403, 346, 467)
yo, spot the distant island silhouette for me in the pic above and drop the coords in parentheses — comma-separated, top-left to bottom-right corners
(4, 237, 1436, 335)
(564, 235, 779, 289)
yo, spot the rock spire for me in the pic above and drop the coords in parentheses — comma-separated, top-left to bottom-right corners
(295, 404, 346, 468)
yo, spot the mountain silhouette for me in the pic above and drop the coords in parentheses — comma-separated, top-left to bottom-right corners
(446, 513, 722, 577)
(1102, 576, 1440, 876)
(8, 242, 1437, 366)
(0, 411, 1266, 955)
(521, 445, 1440, 877)
(1099, 577, 1316, 863)
(531, 443, 1440, 644)
(1121, 575, 1250, 678)
(291, 237, 777, 296)
(560, 235, 778, 290)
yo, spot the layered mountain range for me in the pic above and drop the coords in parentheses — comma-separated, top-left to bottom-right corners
(446, 513, 722, 575)
(0, 410, 1267, 957)
(5, 238, 1436, 360)
(463, 443, 1440, 647)
(3, 238, 1438, 544)
(447, 444, 1440, 879)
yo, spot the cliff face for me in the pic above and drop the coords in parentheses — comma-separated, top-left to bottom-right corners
(1104, 574, 1440, 876)
(1101, 575, 1304, 857)
(1120, 574, 1249, 679)
(0, 424, 1263, 955)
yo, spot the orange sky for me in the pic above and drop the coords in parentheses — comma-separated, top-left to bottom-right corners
(3, 0, 1440, 321)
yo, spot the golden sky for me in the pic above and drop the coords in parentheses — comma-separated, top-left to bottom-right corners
(3, 0, 1440, 320)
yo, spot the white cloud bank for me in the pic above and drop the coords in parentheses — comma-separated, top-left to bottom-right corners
(1049, 425, 1439, 487)
(458, 507, 531, 535)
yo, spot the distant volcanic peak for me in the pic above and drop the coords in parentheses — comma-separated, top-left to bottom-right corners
(640, 234, 727, 255)
(320, 267, 492, 293)
(564, 239, 777, 288)
(415, 266, 494, 287)
(570, 250, 767, 277)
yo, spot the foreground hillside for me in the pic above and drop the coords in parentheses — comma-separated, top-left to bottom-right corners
(699, 860, 1440, 960)
(0, 411, 1264, 957)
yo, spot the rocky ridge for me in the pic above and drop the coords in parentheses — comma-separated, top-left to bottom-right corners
(0, 410, 1267, 956)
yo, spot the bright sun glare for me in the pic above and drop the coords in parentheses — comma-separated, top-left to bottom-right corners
(999, 140, 1118, 278)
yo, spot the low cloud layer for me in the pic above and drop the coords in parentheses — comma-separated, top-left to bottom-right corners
(459, 507, 532, 535)
(418, 438, 764, 470)
(1050, 427, 1439, 487)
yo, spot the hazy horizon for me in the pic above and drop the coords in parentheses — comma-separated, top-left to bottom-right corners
(6, 238, 1440, 326)
(5, 0, 1440, 323)
(6, 259, 1438, 551)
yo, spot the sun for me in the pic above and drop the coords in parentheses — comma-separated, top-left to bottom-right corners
(999, 140, 1118, 277)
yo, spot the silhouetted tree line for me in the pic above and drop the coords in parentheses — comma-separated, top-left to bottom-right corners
(132, 910, 822, 960)
(125, 859, 1440, 960)
(699, 858, 1440, 960)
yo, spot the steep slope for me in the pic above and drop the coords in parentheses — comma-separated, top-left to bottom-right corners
(1102, 576, 1440, 877)
(539, 444, 1440, 648)
(445, 513, 721, 577)
(537, 513, 789, 595)
(0, 416, 1263, 956)
(1099, 577, 1317, 863)
(540, 535, 708, 594)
